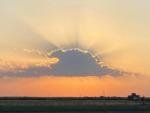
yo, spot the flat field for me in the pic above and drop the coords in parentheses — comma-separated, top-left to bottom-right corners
(0, 97, 150, 113)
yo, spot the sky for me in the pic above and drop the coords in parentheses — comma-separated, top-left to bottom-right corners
(0, 0, 150, 97)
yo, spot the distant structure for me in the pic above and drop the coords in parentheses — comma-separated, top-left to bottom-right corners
(128, 93, 141, 101)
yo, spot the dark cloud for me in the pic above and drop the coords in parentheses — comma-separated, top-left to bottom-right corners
(0, 48, 126, 77)
(48, 48, 123, 76)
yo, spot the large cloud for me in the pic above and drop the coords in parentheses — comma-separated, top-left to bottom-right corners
(0, 48, 126, 77)
(48, 48, 122, 76)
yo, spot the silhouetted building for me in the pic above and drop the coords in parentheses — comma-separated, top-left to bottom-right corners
(128, 93, 140, 101)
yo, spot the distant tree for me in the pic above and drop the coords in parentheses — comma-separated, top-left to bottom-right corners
(141, 96, 145, 105)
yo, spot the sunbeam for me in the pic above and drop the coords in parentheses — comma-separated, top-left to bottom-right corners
(0, 0, 150, 97)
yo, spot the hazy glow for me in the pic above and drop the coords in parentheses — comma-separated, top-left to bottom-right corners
(0, 0, 150, 96)
(0, 76, 149, 97)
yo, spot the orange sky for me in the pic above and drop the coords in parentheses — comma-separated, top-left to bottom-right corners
(0, 75, 149, 97)
(0, 0, 150, 97)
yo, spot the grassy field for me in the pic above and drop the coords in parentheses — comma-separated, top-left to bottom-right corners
(0, 97, 150, 112)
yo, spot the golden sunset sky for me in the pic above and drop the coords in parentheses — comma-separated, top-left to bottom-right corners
(0, 0, 150, 97)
